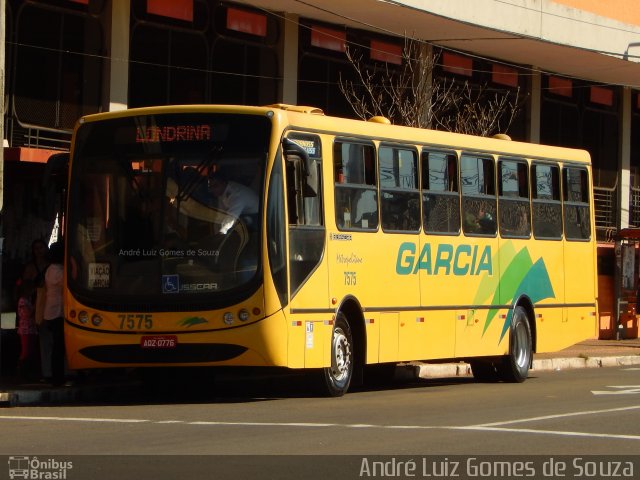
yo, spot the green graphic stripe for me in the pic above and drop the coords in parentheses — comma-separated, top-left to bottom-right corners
(476, 241, 556, 343)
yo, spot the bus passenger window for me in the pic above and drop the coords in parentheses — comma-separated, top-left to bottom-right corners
(334, 141, 378, 231)
(379, 145, 420, 233)
(498, 158, 531, 238)
(532, 163, 562, 239)
(422, 150, 460, 234)
(461, 154, 497, 236)
(563, 167, 591, 240)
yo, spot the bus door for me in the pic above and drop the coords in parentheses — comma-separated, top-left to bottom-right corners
(282, 135, 330, 368)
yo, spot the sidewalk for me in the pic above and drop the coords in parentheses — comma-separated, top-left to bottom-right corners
(1, 338, 639, 407)
(412, 337, 640, 379)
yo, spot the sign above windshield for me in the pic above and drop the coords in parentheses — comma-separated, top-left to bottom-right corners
(135, 125, 212, 143)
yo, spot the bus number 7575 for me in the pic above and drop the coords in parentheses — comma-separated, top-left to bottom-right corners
(118, 314, 153, 330)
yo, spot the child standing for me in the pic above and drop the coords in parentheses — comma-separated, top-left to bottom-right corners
(16, 289, 39, 381)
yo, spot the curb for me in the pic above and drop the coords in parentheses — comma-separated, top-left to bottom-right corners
(410, 355, 640, 379)
(0, 382, 141, 407)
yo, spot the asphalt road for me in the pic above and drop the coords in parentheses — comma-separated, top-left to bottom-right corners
(0, 366, 638, 479)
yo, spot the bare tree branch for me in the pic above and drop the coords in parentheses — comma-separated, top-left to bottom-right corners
(339, 35, 524, 137)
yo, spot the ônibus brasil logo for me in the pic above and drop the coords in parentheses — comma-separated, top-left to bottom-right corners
(8, 456, 73, 479)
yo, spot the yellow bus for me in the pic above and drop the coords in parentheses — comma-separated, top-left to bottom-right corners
(63, 104, 597, 396)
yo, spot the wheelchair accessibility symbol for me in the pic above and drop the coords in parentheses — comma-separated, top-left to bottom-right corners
(162, 274, 179, 294)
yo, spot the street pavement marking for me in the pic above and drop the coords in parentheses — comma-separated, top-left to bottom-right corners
(189, 421, 337, 427)
(0, 415, 149, 423)
(455, 426, 640, 441)
(471, 404, 640, 427)
(592, 385, 640, 395)
(2, 405, 640, 443)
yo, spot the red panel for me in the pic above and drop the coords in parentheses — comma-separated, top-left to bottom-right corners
(3, 147, 62, 163)
(70, 0, 89, 4)
(147, 0, 193, 22)
(370, 40, 402, 65)
(227, 7, 267, 37)
(548, 76, 573, 97)
(442, 52, 473, 77)
(590, 86, 613, 106)
(492, 64, 519, 87)
(311, 26, 346, 52)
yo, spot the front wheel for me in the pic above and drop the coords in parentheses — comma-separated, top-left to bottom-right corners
(498, 306, 532, 383)
(321, 313, 354, 397)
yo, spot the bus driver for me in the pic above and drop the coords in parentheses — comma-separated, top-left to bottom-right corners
(207, 173, 259, 234)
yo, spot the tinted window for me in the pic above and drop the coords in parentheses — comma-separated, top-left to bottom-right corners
(461, 154, 497, 236)
(532, 163, 563, 239)
(499, 159, 531, 238)
(421, 150, 460, 234)
(334, 141, 378, 231)
(563, 167, 591, 240)
(379, 145, 420, 232)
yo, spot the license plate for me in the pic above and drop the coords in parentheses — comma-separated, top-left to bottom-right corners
(140, 335, 177, 349)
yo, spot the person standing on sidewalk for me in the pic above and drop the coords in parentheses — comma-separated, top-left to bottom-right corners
(15, 286, 39, 381)
(42, 240, 66, 386)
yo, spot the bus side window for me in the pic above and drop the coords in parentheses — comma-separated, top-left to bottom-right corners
(498, 158, 531, 238)
(422, 149, 460, 235)
(531, 163, 563, 240)
(334, 140, 378, 231)
(379, 145, 420, 233)
(461, 153, 497, 236)
(563, 166, 591, 240)
(285, 153, 321, 226)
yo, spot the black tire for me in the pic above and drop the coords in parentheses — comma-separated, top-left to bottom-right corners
(498, 306, 532, 383)
(470, 359, 499, 382)
(321, 313, 354, 397)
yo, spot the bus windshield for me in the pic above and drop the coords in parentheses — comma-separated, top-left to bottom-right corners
(67, 112, 270, 310)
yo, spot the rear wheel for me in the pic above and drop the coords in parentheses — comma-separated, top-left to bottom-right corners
(321, 313, 354, 397)
(498, 306, 532, 383)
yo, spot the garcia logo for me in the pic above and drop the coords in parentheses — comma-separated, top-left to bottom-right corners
(396, 242, 492, 276)
(8, 456, 73, 479)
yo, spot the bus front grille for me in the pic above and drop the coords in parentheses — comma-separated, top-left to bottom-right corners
(79, 343, 247, 364)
